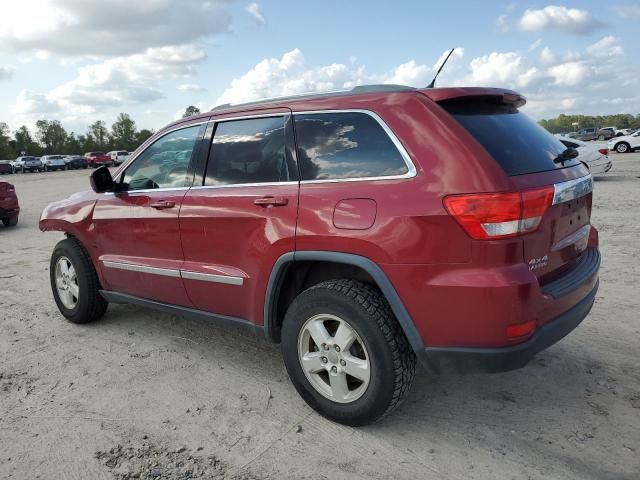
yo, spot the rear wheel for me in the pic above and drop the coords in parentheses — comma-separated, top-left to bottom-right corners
(597, 134, 605, 141)
(50, 237, 108, 323)
(281, 279, 416, 426)
(616, 142, 630, 153)
(1, 216, 18, 227)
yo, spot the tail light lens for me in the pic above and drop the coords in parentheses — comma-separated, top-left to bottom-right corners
(598, 148, 609, 155)
(443, 186, 554, 240)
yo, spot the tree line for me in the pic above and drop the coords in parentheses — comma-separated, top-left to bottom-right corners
(538, 113, 640, 134)
(0, 113, 155, 160)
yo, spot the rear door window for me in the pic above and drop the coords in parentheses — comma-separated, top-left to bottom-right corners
(442, 101, 580, 176)
(204, 116, 295, 185)
(294, 112, 409, 181)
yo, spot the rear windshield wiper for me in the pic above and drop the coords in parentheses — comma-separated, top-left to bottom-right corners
(553, 147, 579, 165)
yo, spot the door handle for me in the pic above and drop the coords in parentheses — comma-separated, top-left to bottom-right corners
(149, 200, 176, 209)
(254, 196, 289, 207)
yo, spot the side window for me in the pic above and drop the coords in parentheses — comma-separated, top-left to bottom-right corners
(122, 125, 201, 191)
(294, 112, 409, 181)
(204, 116, 292, 185)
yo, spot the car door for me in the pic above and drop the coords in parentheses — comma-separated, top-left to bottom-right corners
(93, 121, 207, 306)
(179, 110, 299, 324)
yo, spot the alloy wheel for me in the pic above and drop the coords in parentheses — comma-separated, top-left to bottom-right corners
(55, 256, 79, 309)
(297, 314, 371, 403)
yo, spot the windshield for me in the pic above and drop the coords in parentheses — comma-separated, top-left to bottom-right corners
(441, 100, 581, 176)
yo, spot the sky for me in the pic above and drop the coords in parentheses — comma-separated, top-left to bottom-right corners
(0, 1, 639, 135)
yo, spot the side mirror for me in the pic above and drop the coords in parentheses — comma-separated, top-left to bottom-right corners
(90, 166, 114, 193)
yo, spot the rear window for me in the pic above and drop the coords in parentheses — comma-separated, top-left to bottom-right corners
(442, 101, 580, 176)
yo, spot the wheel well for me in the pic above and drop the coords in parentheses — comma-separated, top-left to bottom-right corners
(269, 260, 376, 343)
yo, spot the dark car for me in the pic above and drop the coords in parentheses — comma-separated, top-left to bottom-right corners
(0, 161, 14, 174)
(575, 127, 615, 141)
(0, 180, 19, 227)
(40, 85, 600, 426)
(65, 156, 88, 169)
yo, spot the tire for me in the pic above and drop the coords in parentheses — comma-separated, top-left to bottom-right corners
(616, 142, 630, 153)
(2, 216, 18, 227)
(597, 135, 605, 141)
(50, 237, 108, 324)
(281, 279, 416, 426)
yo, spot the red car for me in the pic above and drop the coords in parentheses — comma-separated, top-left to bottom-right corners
(84, 151, 112, 168)
(0, 180, 19, 227)
(40, 85, 600, 425)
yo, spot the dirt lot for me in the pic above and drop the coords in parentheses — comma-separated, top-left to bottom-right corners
(1, 155, 639, 480)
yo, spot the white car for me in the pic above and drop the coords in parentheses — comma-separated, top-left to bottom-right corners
(608, 130, 640, 153)
(107, 150, 130, 165)
(40, 155, 67, 171)
(559, 138, 612, 175)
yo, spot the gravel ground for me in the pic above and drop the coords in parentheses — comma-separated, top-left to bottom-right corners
(1, 155, 639, 479)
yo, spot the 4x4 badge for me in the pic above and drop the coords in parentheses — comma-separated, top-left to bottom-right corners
(528, 255, 549, 270)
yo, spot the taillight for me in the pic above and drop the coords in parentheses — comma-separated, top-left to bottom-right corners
(598, 148, 609, 155)
(443, 186, 554, 240)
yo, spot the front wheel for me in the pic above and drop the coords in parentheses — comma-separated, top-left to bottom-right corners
(616, 142, 630, 153)
(281, 279, 416, 426)
(50, 237, 108, 323)
(597, 134, 605, 141)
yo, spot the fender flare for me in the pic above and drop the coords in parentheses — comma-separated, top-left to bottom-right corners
(263, 251, 425, 354)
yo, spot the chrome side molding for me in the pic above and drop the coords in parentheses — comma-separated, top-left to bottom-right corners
(102, 260, 244, 286)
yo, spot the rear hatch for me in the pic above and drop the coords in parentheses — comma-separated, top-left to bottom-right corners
(435, 93, 592, 282)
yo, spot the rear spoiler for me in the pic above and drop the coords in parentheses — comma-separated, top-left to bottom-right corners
(419, 87, 526, 108)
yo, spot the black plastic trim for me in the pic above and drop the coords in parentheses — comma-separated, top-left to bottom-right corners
(263, 251, 425, 353)
(99, 290, 261, 334)
(420, 281, 598, 374)
(541, 248, 600, 298)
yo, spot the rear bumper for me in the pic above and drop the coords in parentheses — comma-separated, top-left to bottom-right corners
(419, 280, 598, 373)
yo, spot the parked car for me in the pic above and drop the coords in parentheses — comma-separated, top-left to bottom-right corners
(16, 156, 43, 172)
(65, 156, 88, 169)
(41, 155, 67, 171)
(574, 127, 614, 141)
(0, 179, 19, 227)
(107, 150, 130, 165)
(607, 130, 640, 153)
(0, 160, 14, 174)
(601, 126, 635, 137)
(84, 152, 112, 168)
(558, 138, 612, 175)
(40, 85, 600, 426)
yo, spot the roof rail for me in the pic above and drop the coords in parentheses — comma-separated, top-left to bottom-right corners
(210, 84, 415, 112)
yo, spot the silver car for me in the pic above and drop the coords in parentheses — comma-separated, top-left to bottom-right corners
(41, 155, 67, 171)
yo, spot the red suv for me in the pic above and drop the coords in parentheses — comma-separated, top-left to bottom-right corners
(40, 85, 600, 426)
(0, 180, 19, 227)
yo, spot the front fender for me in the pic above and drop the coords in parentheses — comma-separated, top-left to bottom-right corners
(39, 190, 98, 239)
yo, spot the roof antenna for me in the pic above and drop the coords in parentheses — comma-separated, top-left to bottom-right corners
(426, 48, 455, 88)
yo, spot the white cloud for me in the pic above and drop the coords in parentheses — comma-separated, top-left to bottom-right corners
(539, 47, 557, 66)
(613, 3, 640, 18)
(519, 5, 602, 34)
(13, 45, 206, 125)
(496, 14, 510, 32)
(0, 65, 14, 80)
(468, 52, 539, 88)
(547, 61, 588, 86)
(245, 3, 265, 25)
(586, 36, 623, 57)
(177, 83, 207, 93)
(385, 60, 430, 86)
(529, 39, 543, 51)
(216, 49, 374, 106)
(0, 0, 232, 56)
